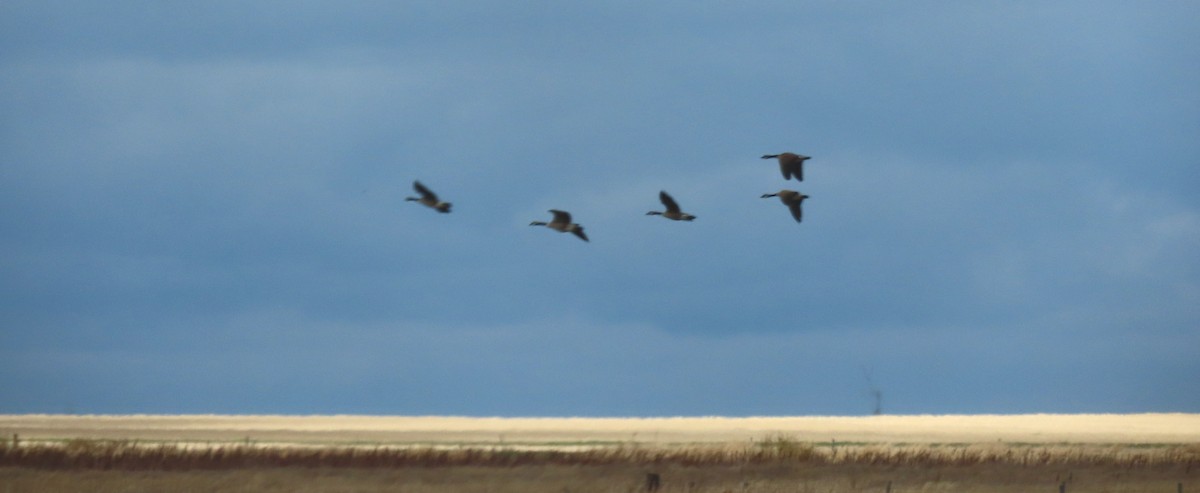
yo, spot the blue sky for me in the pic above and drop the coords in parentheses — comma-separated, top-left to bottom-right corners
(1, 1, 1197, 416)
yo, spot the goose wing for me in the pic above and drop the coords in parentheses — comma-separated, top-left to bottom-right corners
(658, 191, 682, 213)
(779, 157, 794, 180)
(413, 181, 438, 201)
(787, 201, 804, 223)
(571, 226, 589, 242)
(548, 209, 572, 227)
(791, 155, 809, 181)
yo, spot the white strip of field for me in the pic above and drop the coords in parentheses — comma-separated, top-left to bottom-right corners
(1, 414, 1196, 446)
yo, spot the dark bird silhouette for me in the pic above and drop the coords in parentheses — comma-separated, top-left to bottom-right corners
(404, 181, 452, 213)
(761, 190, 809, 223)
(530, 209, 589, 242)
(646, 190, 696, 221)
(761, 152, 811, 181)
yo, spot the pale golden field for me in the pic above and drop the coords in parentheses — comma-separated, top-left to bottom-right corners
(2, 413, 1198, 492)
(5, 413, 1198, 446)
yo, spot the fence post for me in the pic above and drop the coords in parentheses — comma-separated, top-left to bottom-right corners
(644, 472, 660, 492)
(1059, 481, 1066, 493)
(885, 480, 892, 493)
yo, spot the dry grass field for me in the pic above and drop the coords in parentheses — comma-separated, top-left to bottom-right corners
(2, 414, 1198, 492)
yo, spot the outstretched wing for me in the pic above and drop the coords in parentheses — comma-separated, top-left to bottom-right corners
(413, 181, 438, 201)
(571, 226, 589, 242)
(548, 209, 572, 226)
(777, 153, 810, 181)
(792, 155, 810, 182)
(788, 202, 804, 223)
(659, 191, 681, 213)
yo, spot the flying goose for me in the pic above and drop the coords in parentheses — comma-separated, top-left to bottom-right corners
(646, 190, 696, 221)
(405, 181, 452, 213)
(761, 190, 809, 223)
(761, 152, 811, 181)
(530, 209, 589, 242)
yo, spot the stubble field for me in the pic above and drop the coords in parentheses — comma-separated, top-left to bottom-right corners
(2, 413, 1197, 492)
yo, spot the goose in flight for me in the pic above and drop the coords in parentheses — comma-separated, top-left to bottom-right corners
(405, 181, 452, 213)
(646, 190, 696, 221)
(530, 209, 589, 242)
(761, 152, 811, 181)
(761, 190, 809, 223)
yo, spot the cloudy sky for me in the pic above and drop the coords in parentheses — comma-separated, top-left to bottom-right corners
(1, 1, 1197, 416)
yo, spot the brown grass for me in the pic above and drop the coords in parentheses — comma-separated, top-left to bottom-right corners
(1, 415, 1197, 491)
(3, 437, 1197, 470)
(1, 460, 1195, 493)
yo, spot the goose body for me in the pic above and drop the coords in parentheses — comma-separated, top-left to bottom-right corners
(646, 190, 696, 221)
(761, 190, 809, 223)
(761, 152, 811, 181)
(405, 181, 452, 213)
(530, 209, 589, 242)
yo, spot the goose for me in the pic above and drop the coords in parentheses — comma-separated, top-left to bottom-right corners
(530, 209, 589, 242)
(761, 190, 809, 223)
(646, 190, 696, 221)
(761, 152, 811, 181)
(405, 181, 452, 213)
